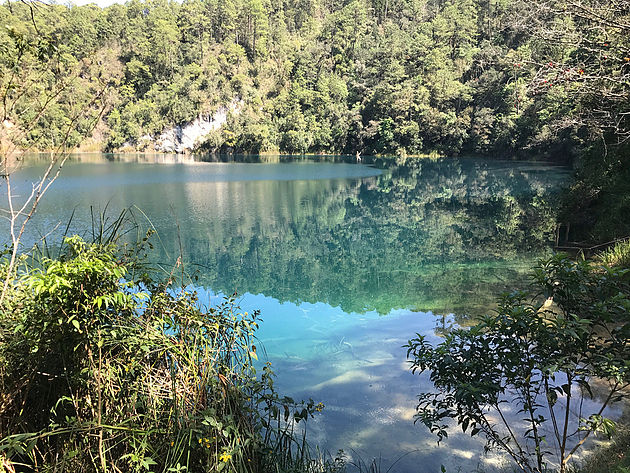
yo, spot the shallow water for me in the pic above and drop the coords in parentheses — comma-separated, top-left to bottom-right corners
(2, 153, 579, 471)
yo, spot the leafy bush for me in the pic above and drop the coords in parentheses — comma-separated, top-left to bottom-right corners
(406, 255, 630, 473)
(0, 237, 328, 472)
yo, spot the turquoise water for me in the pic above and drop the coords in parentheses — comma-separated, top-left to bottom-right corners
(2, 153, 571, 471)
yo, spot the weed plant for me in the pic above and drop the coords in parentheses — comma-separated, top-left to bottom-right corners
(597, 239, 630, 269)
(568, 424, 630, 473)
(0, 236, 337, 473)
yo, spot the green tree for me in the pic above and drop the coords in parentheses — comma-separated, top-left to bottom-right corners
(0, 3, 117, 304)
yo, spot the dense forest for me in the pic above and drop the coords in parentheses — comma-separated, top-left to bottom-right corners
(0, 0, 626, 157)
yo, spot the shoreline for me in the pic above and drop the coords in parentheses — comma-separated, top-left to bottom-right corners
(21, 148, 569, 166)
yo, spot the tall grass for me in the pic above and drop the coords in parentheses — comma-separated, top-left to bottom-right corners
(568, 425, 630, 473)
(597, 239, 630, 268)
(0, 236, 337, 473)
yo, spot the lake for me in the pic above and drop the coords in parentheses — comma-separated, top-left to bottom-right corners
(3, 153, 571, 472)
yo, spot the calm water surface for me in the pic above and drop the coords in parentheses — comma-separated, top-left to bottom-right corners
(3, 154, 573, 472)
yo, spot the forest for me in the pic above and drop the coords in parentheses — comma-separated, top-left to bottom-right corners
(1, 0, 629, 241)
(0, 0, 626, 156)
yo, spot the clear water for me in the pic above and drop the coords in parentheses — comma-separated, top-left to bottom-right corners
(2, 153, 573, 471)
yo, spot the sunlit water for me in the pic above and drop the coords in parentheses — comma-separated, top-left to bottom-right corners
(5, 153, 606, 472)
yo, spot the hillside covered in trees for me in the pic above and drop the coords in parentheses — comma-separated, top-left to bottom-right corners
(1, 0, 629, 239)
(0, 0, 627, 156)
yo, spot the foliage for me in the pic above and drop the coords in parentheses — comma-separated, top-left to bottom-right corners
(561, 140, 630, 242)
(0, 5, 117, 155)
(0, 0, 626, 247)
(597, 240, 630, 269)
(1, 0, 628, 244)
(569, 425, 630, 473)
(406, 255, 630, 473)
(0, 0, 626, 161)
(0, 0, 120, 308)
(0, 236, 330, 472)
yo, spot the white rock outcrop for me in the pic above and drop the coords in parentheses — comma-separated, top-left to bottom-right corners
(154, 100, 241, 153)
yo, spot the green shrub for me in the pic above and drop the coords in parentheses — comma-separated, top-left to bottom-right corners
(0, 236, 329, 473)
(406, 255, 630, 473)
(570, 425, 630, 473)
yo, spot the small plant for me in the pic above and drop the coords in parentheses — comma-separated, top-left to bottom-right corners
(406, 255, 630, 473)
(568, 424, 630, 473)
